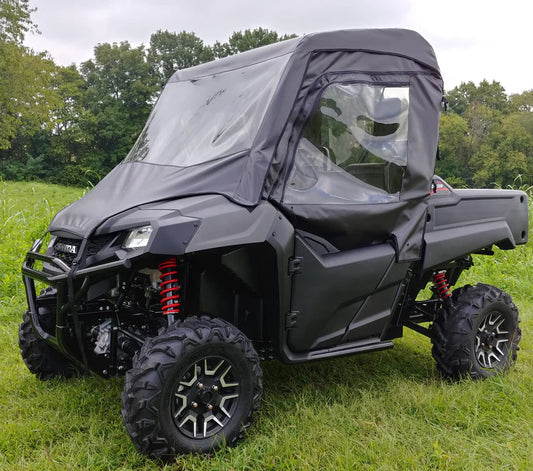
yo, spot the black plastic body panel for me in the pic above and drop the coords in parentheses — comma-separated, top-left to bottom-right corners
(424, 188, 528, 270)
(287, 235, 408, 352)
(105, 195, 284, 256)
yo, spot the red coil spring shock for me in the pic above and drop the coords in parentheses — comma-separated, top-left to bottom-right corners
(159, 258, 180, 315)
(433, 271, 452, 299)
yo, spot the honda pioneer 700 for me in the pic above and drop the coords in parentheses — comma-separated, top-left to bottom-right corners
(20, 29, 528, 459)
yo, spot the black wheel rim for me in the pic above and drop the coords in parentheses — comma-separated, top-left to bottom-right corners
(475, 311, 511, 369)
(171, 356, 241, 439)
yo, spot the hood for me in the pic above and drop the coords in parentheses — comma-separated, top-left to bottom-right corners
(48, 154, 251, 237)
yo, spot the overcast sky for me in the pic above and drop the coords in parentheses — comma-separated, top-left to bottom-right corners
(24, 0, 532, 94)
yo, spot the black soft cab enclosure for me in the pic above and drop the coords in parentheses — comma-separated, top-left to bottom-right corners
(20, 29, 527, 459)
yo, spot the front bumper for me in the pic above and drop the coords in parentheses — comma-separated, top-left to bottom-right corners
(22, 237, 133, 350)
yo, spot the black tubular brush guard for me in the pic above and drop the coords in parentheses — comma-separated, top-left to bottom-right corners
(21, 237, 132, 369)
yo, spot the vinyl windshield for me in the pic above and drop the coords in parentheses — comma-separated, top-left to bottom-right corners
(124, 54, 289, 167)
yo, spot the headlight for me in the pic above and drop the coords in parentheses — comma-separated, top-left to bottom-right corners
(122, 225, 153, 249)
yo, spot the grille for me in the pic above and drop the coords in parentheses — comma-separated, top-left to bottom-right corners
(52, 237, 81, 265)
(51, 233, 122, 267)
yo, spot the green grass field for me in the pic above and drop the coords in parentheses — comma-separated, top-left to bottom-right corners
(1, 181, 533, 470)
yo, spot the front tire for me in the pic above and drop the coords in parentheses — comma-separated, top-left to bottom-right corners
(121, 316, 262, 459)
(431, 284, 521, 380)
(19, 310, 80, 380)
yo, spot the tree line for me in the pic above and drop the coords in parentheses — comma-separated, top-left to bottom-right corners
(438, 83, 533, 188)
(1, 1, 532, 188)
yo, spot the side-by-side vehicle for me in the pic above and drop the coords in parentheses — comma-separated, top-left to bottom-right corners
(20, 29, 527, 458)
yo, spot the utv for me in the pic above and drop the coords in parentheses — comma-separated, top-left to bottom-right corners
(21, 29, 527, 458)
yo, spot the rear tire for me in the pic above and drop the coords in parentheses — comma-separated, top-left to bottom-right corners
(19, 310, 80, 380)
(431, 284, 521, 380)
(121, 316, 262, 459)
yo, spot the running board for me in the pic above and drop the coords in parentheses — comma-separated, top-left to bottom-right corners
(281, 338, 393, 363)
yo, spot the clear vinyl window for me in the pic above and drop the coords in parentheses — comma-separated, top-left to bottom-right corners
(285, 83, 409, 205)
(123, 54, 290, 167)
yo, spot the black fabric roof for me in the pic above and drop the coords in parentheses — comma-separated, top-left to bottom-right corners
(171, 29, 440, 82)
